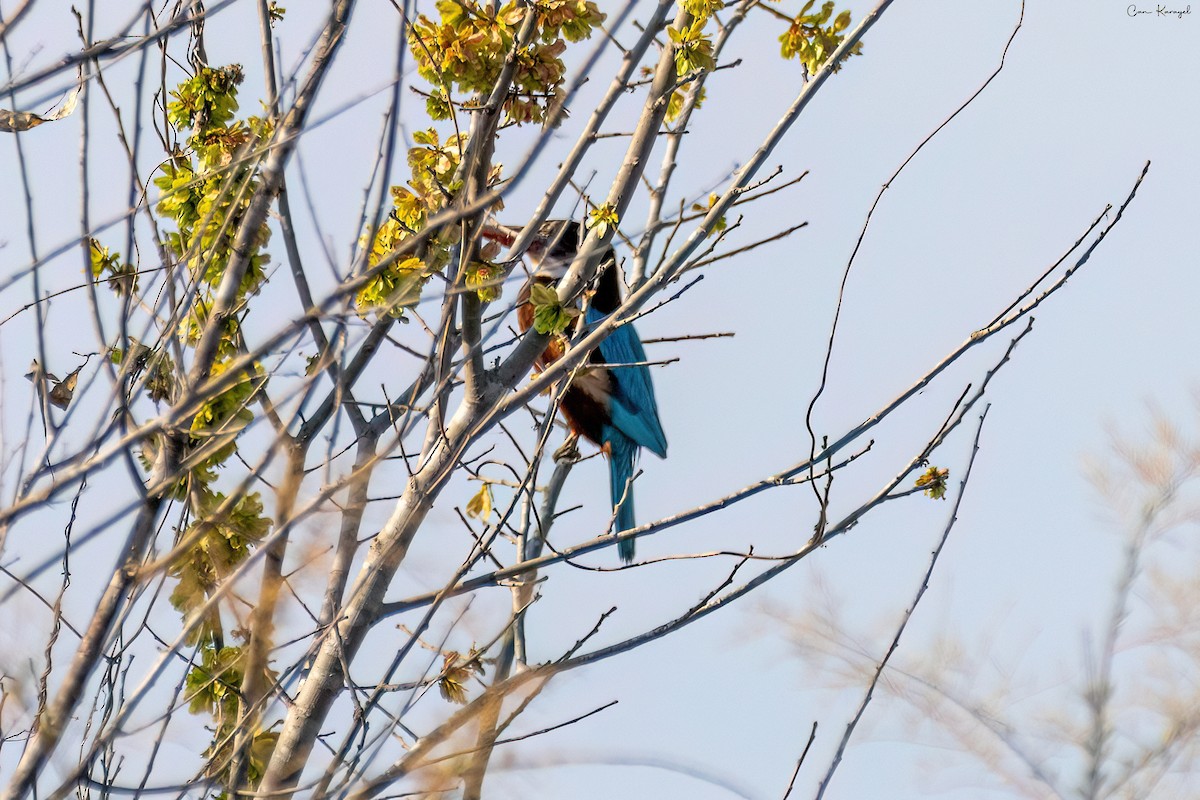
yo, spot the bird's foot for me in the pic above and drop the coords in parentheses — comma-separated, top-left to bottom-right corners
(553, 433, 580, 463)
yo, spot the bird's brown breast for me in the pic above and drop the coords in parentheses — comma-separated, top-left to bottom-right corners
(516, 279, 610, 447)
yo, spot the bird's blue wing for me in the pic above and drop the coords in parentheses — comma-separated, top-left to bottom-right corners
(588, 306, 667, 458)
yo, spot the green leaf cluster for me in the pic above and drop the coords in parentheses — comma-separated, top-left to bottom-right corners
(358, 256, 430, 318)
(170, 357, 267, 493)
(192, 176, 270, 293)
(155, 65, 273, 308)
(169, 489, 271, 643)
(190, 358, 262, 437)
(154, 154, 272, 300)
(463, 239, 505, 303)
(150, 63, 283, 787)
(89, 238, 139, 296)
(183, 644, 279, 785)
(507, 39, 569, 124)
(779, 1, 861, 74)
(662, 1, 723, 119)
(185, 645, 249, 719)
(167, 65, 244, 132)
(409, 0, 605, 124)
(534, 0, 606, 42)
(668, 21, 716, 76)
(154, 160, 203, 234)
(149, 63, 274, 500)
(465, 260, 503, 303)
(683, 0, 726, 18)
(587, 203, 619, 238)
(357, 130, 487, 316)
(407, 128, 467, 209)
(915, 465, 950, 500)
(529, 282, 579, 335)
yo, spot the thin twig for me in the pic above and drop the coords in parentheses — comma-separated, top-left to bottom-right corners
(813, 406, 991, 799)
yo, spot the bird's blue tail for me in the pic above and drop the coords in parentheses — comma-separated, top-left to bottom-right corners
(607, 430, 638, 562)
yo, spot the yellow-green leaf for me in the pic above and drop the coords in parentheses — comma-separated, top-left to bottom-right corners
(915, 466, 950, 500)
(466, 482, 494, 520)
(438, 650, 485, 705)
(587, 202, 619, 238)
(529, 282, 559, 307)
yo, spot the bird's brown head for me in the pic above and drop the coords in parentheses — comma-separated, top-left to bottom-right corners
(481, 219, 585, 282)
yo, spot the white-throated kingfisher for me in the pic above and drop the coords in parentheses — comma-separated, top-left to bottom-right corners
(483, 219, 667, 562)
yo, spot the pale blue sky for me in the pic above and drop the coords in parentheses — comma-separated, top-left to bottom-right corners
(1, 1, 1198, 798)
